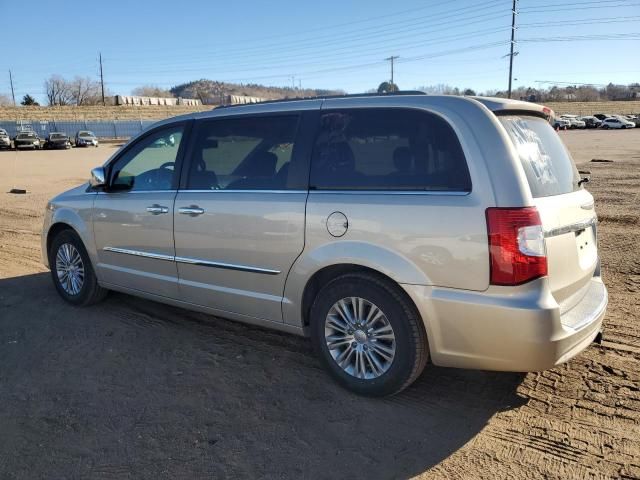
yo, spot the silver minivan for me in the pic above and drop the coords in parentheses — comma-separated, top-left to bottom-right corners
(42, 94, 607, 396)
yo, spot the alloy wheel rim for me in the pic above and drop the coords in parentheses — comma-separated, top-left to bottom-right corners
(55, 243, 85, 296)
(324, 296, 396, 380)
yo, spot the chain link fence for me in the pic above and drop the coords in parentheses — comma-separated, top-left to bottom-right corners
(0, 119, 158, 139)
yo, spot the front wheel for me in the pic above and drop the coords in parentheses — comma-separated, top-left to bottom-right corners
(49, 230, 107, 306)
(310, 272, 428, 397)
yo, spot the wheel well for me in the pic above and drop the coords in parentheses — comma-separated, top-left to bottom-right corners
(46, 223, 76, 256)
(300, 264, 422, 328)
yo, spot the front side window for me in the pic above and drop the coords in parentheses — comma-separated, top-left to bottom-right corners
(110, 125, 184, 191)
(186, 115, 299, 190)
(310, 108, 471, 191)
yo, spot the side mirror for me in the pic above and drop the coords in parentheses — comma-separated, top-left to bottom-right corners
(90, 167, 106, 188)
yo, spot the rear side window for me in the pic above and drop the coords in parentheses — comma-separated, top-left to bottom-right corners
(186, 115, 299, 190)
(310, 108, 471, 191)
(499, 115, 579, 198)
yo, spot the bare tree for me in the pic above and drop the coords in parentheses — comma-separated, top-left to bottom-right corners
(70, 76, 101, 105)
(575, 86, 600, 102)
(44, 75, 73, 105)
(131, 85, 174, 98)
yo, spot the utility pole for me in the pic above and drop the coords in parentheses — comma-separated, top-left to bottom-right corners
(384, 56, 399, 85)
(8, 70, 16, 106)
(507, 0, 518, 99)
(99, 52, 105, 106)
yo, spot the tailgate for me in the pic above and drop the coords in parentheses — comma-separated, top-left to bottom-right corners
(535, 189, 598, 306)
(499, 114, 599, 307)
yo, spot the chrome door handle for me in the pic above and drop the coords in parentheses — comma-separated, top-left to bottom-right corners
(178, 206, 205, 216)
(146, 204, 169, 215)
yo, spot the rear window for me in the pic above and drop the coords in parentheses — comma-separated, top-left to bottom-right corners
(310, 108, 471, 192)
(499, 115, 579, 198)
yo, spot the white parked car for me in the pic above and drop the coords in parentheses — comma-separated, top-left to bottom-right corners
(560, 115, 586, 129)
(614, 115, 637, 128)
(600, 117, 635, 129)
(0, 128, 11, 150)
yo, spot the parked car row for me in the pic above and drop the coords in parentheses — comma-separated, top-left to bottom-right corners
(0, 129, 99, 150)
(553, 113, 638, 130)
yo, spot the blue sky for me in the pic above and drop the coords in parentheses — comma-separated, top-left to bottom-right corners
(1, 0, 639, 103)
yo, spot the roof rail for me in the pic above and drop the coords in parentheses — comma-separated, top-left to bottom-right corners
(215, 90, 427, 109)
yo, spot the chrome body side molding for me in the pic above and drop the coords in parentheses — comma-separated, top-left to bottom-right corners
(174, 256, 280, 275)
(103, 247, 280, 275)
(103, 247, 174, 262)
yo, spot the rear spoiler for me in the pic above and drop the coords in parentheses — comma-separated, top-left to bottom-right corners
(470, 96, 554, 120)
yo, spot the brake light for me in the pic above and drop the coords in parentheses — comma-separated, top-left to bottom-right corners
(486, 207, 547, 286)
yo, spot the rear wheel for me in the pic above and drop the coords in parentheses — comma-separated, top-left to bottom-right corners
(310, 272, 428, 397)
(49, 230, 107, 306)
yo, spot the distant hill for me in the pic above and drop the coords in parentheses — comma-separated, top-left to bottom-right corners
(170, 79, 344, 104)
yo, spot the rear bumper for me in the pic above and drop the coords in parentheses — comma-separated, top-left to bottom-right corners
(402, 275, 607, 372)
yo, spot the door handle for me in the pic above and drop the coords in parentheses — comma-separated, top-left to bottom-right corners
(146, 204, 169, 215)
(178, 206, 205, 216)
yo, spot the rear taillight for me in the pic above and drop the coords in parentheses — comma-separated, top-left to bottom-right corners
(486, 207, 548, 286)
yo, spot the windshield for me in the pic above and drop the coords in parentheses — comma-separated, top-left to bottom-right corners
(79, 131, 95, 137)
(499, 115, 580, 198)
(51, 133, 66, 139)
(17, 133, 36, 139)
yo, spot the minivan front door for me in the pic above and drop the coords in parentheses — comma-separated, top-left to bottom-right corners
(93, 124, 188, 298)
(173, 112, 315, 322)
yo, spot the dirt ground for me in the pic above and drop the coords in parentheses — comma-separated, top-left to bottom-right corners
(0, 130, 639, 479)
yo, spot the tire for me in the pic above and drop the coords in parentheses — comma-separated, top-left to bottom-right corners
(48, 229, 107, 306)
(309, 272, 428, 397)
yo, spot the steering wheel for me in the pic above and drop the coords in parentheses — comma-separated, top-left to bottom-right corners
(133, 162, 174, 190)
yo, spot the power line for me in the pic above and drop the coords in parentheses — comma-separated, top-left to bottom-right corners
(518, 2, 640, 14)
(520, 16, 640, 28)
(110, 13, 510, 70)
(107, 0, 508, 61)
(519, 0, 636, 10)
(520, 32, 640, 42)
(106, 25, 511, 76)
(534, 80, 610, 87)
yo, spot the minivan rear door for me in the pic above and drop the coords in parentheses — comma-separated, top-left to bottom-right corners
(499, 115, 598, 309)
(173, 109, 319, 323)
